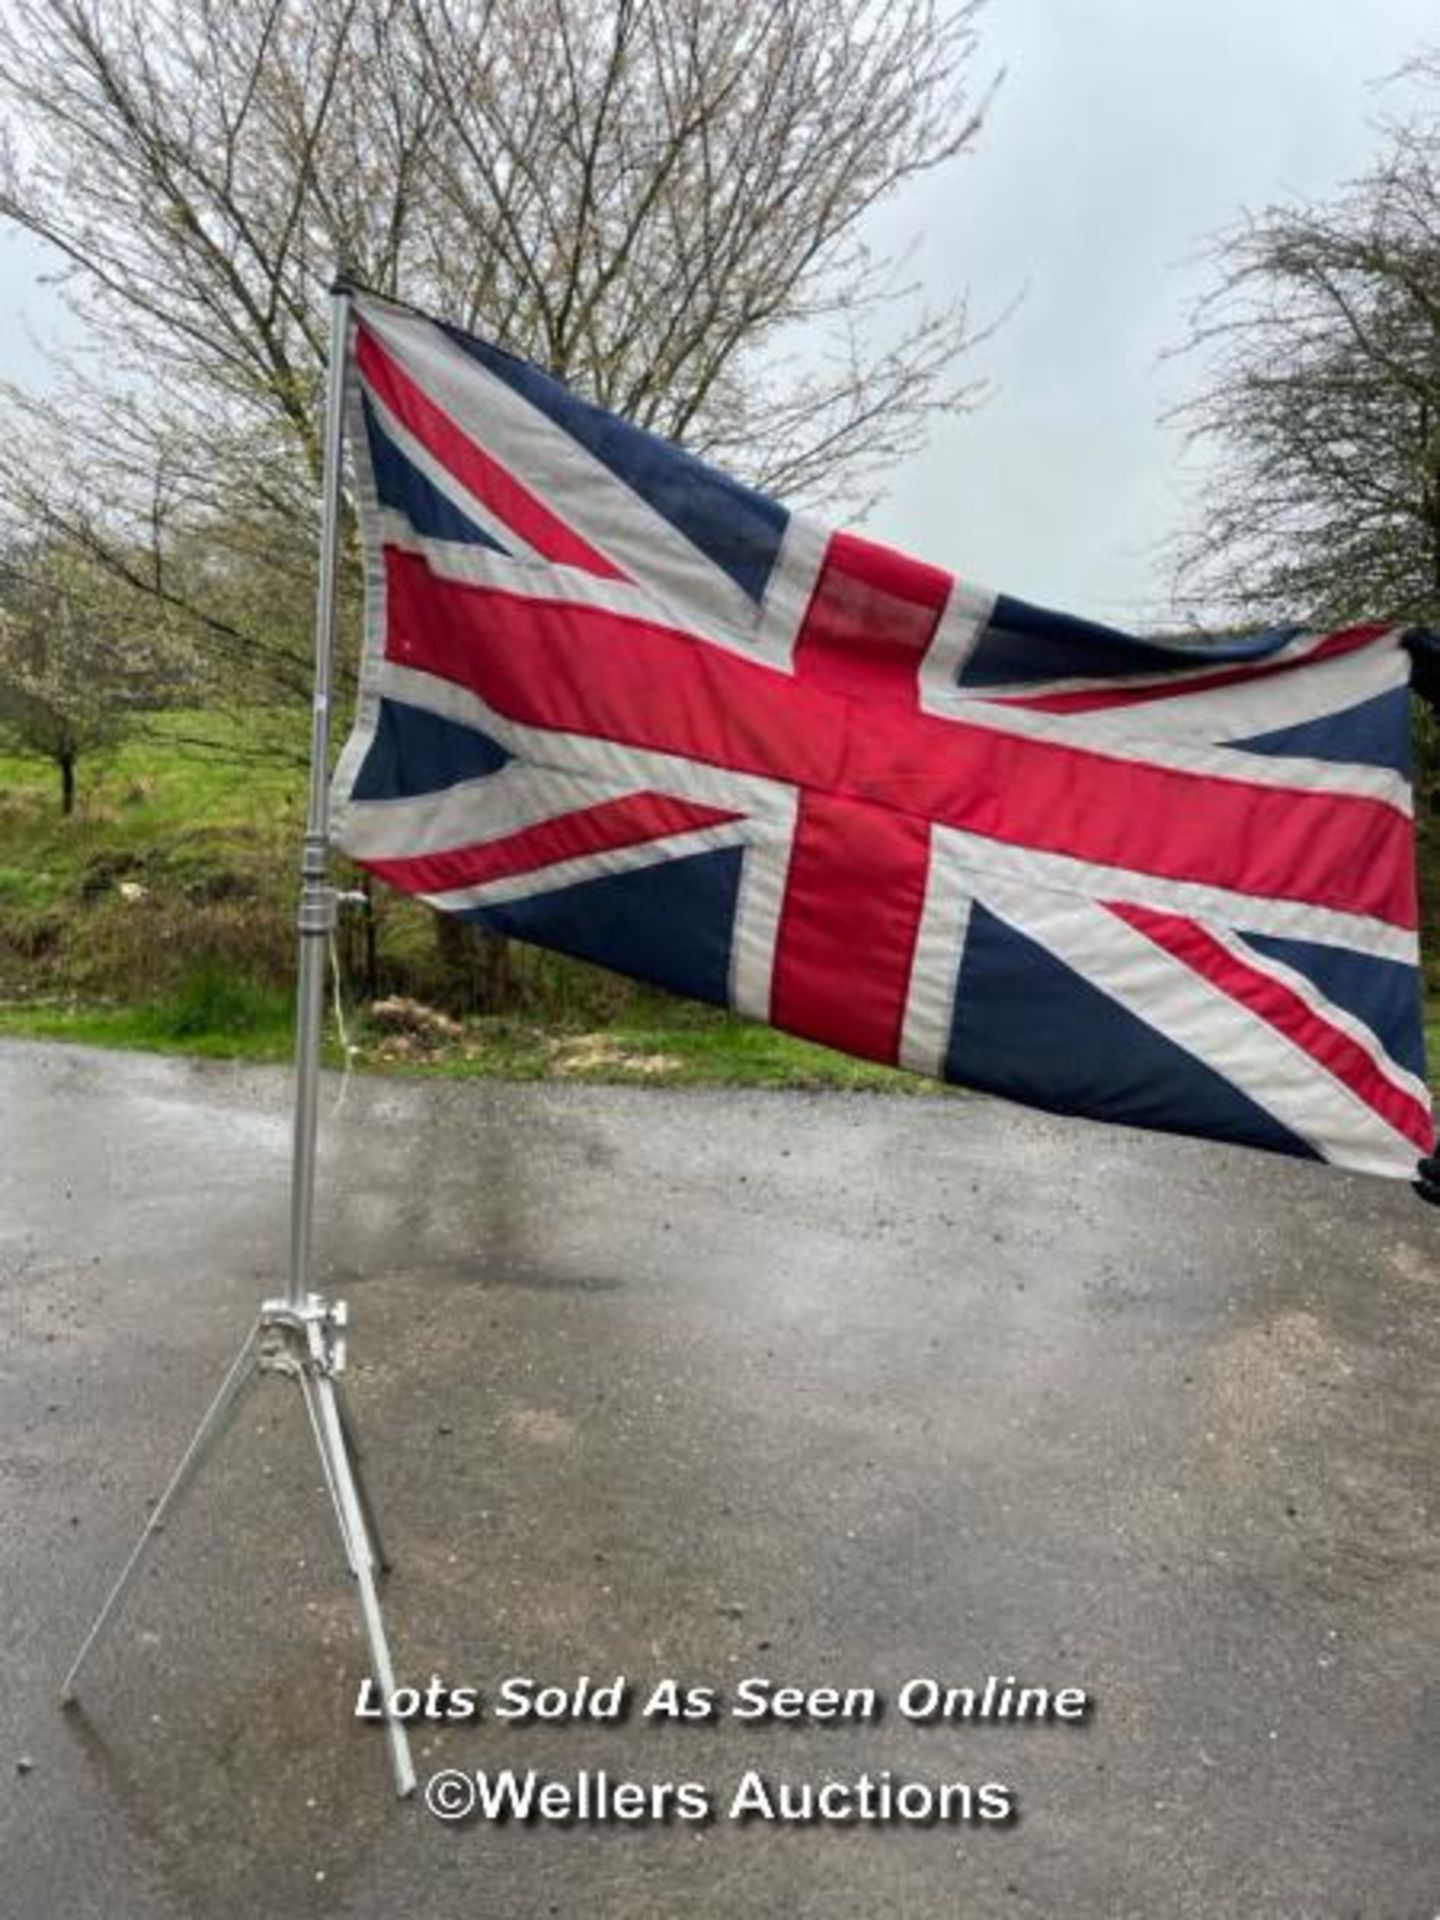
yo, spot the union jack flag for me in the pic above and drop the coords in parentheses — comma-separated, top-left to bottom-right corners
(331, 291, 1434, 1180)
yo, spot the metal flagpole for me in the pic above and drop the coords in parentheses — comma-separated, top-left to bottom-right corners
(288, 269, 350, 1314)
(59, 272, 416, 1798)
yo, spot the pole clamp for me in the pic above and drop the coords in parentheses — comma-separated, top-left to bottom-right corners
(296, 886, 339, 936)
(257, 1294, 349, 1379)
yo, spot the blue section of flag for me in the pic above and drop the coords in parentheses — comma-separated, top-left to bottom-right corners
(945, 903, 1318, 1160)
(441, 327, 788, 604)
(1233, 687, 1413, 779)
(1239, 932, 1426, 1081)
(464, 848, 743, 1007)
(962, 597, 1301, 689)
(351, 698, 512, 802)
(364, 395, 506, 549)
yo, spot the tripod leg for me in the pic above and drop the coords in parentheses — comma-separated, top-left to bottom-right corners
(332, 1379, 393, 1574)
(299, 1368, 357, 1575)
(309, 1370, 416, 1797)
(61, 1321, 263, 1705)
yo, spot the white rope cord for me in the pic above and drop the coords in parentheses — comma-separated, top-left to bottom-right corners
(327, 904, 363, 1117)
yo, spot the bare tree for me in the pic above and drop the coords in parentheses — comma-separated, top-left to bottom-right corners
(410, 0, 993, 504)
(0, 0, 429, 717)
(1169, 53, 1440, 630)
(0, 538, 187, 812)
(0, 0, 996, 1009)
(0, 0, 995, 690)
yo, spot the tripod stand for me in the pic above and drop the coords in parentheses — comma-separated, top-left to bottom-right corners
(58, 276, 417, 1798)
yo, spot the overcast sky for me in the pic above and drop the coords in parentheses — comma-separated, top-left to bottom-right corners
(864, 0, 1439, 626)
(0, 0, 1436, 630)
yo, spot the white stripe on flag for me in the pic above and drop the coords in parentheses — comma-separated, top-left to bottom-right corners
(945, 689, 1412, 812)
(919, 580, 996, 715)
(935, 824, 1417, 962)
(338, 660, 798, 831)
(728, 803, 800, 1024)
(898, 834, 972, 1077)
(423, 821, 751, 910)
(357, 296, 774, 657)
(980, 876, 1419, 1179)
(360, 388, 540, 560)
(340, 761, 644, 861)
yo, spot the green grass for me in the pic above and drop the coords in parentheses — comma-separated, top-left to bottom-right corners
(589, 1013, 926, 1090)
(0, 993, 296, 1062)
(0, 954, 298, 1061)
(361, 1006, 932, 1090)
(0, 711, 302, 997)
(1, 716, 297, 1063)
(0, 709, 303, 858)
(0, 994, 932, 1090)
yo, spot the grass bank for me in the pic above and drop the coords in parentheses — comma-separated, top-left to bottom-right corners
(0, 993, 925, 1089)
(0, 718, 923, 1092)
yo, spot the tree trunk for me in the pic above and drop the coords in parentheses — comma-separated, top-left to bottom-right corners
(360, 872, 380, 1001)
(479, 923, 512, 1009)
(433, 910, 512, 1014)
(59, 752, 75, 816)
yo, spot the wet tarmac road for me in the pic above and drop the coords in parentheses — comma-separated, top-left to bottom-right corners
(2, 1038, 1439, 1919)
